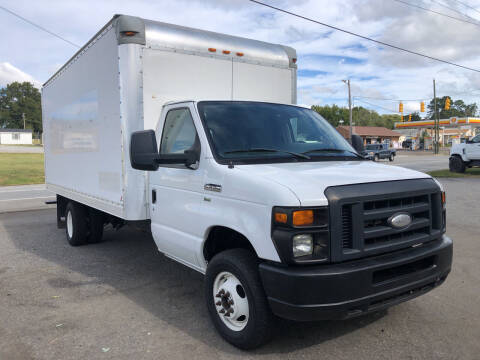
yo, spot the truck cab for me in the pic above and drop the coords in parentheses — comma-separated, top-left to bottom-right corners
(450, 134, 480, 172)
(131, 99, 452, 348)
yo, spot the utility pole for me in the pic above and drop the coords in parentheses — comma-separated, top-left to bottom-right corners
(22, 113, 26, 129)
(433, 80, 439, 154)
(343, 79, 353, 142)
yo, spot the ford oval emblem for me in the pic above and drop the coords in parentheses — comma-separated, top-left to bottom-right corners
(388, 213, 412, 229)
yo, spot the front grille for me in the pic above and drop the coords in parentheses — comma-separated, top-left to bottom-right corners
(362, 194, 431, 250)
(325, 179, 444, 262)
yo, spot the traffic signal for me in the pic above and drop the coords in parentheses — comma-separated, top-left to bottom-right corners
(445, 97, 451, 110)
(408, 114, 412, 121)
(399, 102, 404, 113)
(420, 101, 425, 112)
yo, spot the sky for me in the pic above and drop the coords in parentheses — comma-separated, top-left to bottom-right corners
(1, 0, 480, 114)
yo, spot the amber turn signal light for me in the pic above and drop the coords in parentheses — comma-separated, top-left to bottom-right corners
(441, 192, 446, 205)
(292, 210, 314, 226)
(121, 31, 138, 37)
(275, 212, 287, 224)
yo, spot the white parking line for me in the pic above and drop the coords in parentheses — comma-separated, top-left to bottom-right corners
(0, 196, 54, 202)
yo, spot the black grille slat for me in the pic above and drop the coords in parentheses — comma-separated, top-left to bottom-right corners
(363, 202, 430, 221)
(363, 218, 430, 239)
(341, 205, 353, 248)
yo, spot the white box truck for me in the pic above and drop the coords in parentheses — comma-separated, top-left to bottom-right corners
(42, 15, 452, 349)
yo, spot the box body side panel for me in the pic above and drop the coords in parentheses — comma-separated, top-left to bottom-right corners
(42, 29, 126, 217)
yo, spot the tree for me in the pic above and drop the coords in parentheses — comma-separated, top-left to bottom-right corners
(427, 96, 478, 120)
(311, 104, 349, 127)
(311, 104, 400, 129)
(0, 82, 42, 133)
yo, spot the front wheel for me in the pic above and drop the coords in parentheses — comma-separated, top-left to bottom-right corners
(389, 154, 394, 162)
(205, 249, 274, 349)
(449, 156, 466, 173)
(374, 154, 379, 162)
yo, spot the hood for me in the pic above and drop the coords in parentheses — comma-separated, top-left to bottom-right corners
(236, 161, 430, 206)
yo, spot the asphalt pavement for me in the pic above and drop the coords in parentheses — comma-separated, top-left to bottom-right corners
(0, 176, 479, 359)
(0, 184, 55, 213)
(382, 152, 450, 173)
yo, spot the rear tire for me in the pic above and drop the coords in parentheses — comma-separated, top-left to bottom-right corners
(374, 154, 379, 162)
(205, 249, 274, 349)
(449, 156, 466, 173)
(65, 202, 88, 246)
(87, 209, 104, 243)
(389, 154, 394, 162)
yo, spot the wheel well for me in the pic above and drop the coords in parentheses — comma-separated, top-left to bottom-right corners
(203, 227, 256, 263)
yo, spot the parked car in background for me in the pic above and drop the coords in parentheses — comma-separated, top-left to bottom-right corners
(363, 143, 396, 161)
(402, 138, 413, 149)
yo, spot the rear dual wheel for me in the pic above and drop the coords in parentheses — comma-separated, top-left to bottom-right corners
(65, 202, 104, 246)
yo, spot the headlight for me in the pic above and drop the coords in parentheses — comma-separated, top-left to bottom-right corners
(272, 207, 329, 264)
(293, 234, 313, 257)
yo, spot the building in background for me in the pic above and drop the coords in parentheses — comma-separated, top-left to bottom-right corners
(336, 126, 401, 147)
(0, 129, 33, 145)
(394, 117, 480, 146)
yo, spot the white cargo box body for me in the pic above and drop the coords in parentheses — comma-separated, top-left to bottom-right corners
(42, 15, 297, 220)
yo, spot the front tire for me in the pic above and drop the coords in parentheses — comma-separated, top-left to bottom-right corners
(374, 154, 379, 162)
(65, 202, 88, 246)
(389, 154, 394, 162)
(449, 156, 466, 173)
(205, 249, 274, 349)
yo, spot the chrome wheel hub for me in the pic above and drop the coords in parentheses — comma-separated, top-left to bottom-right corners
(213, 271, 249, 331)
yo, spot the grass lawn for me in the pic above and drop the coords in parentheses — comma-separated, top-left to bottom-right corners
(0, 153, 45, 186)
(428, 168, 480, 178)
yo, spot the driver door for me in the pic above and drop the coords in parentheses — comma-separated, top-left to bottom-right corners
(148, 103, 205, 269)
(466, 134, 480, 160)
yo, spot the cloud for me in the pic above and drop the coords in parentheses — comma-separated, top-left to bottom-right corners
(0, 62, 40, 88)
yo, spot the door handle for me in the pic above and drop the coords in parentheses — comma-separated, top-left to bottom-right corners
(152, 189, 156, 204)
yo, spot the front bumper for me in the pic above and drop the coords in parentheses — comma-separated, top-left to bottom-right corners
(259, 235, 452, 321)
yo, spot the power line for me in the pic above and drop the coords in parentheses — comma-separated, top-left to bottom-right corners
(430, 0, 480, 22)
(355, 98, 402, 113)
(0, 5, 80, 48)
(391, 0, 480, 27)
(451, 0, 480, 15)
(354, 95, 428, 101)
(247, 0, 480, 73)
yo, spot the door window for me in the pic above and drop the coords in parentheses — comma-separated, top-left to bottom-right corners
(160, 108, 198, 155)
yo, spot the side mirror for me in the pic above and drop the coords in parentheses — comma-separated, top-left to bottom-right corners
(130, 130, 200, 171)
(130, 130, 160, 171)
(351, 134, 365, 154)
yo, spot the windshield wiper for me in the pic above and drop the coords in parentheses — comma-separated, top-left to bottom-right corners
(223, 148, 311, 159)
(302, 148, 362, 158)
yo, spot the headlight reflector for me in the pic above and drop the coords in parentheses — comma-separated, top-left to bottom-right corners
(292, 234, 313, 257)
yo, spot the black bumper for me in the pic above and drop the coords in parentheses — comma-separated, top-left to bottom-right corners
(259, 235, 452, 321)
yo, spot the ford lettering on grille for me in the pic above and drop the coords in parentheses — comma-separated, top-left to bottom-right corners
(388, 213, 412, 229)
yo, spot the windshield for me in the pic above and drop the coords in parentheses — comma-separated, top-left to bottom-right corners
(197, 101, 359, 164)
(366, 145, 379, 150)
